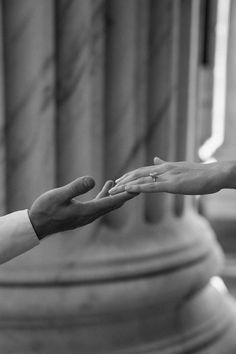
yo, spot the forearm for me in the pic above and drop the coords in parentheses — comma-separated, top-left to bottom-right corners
(0, 210, 39, 264)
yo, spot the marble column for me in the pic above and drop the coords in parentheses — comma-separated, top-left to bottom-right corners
(210, 0, 236, 296)
(91, 0, 106, 192)
(174, 0, 199, 215)
(0, 0, 236, 353)
(104, 0, 140, 228)
(146, 0, 179, 222)
(131, 0, 149, 223)
(3, 0, 56, 212)
(183, 0, 200, 212)
(0, 2, 5, 216)
(56, 0, 104, 198)
(197, 0, 216, 151)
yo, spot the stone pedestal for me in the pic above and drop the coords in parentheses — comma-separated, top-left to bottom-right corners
(0, 213, 236, 353)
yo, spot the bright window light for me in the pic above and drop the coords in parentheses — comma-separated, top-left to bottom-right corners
(210, 276, 228, 294)
(198, 0, 231, 162)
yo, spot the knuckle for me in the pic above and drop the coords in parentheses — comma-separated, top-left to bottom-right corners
(133, 171, 140, 178)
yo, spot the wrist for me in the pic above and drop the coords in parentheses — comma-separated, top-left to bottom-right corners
(220, 161, 236, 189)
(28, 209, 48, 240)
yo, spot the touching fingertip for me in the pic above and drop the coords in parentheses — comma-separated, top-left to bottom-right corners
(115, 175, 126, 182)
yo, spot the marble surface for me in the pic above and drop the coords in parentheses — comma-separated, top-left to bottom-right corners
(146, 0, 178, 222)
(0, 1, 235, 353)
(57, 0, 95, 188)
(3, 0, 56, 211)
(105, 0, 142, 227)
(0, 3, 6, 215)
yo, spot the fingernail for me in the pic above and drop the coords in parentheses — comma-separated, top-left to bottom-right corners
(84, 176, 95, 188)
(116, 175, 126, 182)
(109, 188, 117, 194)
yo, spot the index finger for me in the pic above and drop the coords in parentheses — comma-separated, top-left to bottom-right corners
(115, 166, 165, 186)
(95, 180, 114, 199)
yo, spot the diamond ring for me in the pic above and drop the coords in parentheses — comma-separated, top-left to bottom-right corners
(149, 172, 158, 182)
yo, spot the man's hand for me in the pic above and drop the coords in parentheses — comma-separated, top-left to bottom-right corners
(28, 176, 137, 240)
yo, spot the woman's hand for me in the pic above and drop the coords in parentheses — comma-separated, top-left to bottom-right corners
(109, 157, 234, 195)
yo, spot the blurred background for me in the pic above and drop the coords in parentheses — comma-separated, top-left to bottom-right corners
(0, 0, 236, 353)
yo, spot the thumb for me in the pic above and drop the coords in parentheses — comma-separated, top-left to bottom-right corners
(57, 176, 95, 202)
(153, 156, 165, 165)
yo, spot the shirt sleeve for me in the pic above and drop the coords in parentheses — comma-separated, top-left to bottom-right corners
(0, 209, 40, 264)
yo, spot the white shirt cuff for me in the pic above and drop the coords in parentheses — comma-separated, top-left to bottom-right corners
(0, 209, 40, 264)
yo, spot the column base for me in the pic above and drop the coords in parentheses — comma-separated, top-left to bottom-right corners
(0, 281, 235, 353)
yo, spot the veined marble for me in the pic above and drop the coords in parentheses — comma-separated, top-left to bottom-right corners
(0, 1, 235, 353)
(3, 0, 55, 211)
(57, 0, 94, 187)
(0, 2, 6, 216)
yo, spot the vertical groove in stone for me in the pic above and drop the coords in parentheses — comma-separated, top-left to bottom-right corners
(145, 0, 177, 223)
(0, 2, 6, 216)
(175, 0, 191, 162)
(56, 0, 99, 194)
(3, 0, 56, 212)
(185, 0, 200, 163)
(166, 0, 180, 214)
(174, 0, 200, 216)
(197, 0, 217, 152)
(184, 0, 201, 211)
(132, 0, 149, 223)
(104, 0, 138, 228)
(90, 0, 105, 193)
(174, 0, 191, 216)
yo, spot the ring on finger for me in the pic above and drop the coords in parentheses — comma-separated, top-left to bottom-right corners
(149, 172, 158, 182)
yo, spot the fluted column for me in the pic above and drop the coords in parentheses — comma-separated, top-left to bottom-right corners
(0, 2, 5, 216)
(133, 0, 149, 222)
(213, 0, 236, 296)
(197, 0, 216, 152)
(91, 0, 105, 192)
(174, 0, 199, 215)
(0, 0, 107, 278)
(184, 0, 201, 211)
(146, 0, 179, 222)
(105, 0, 140, 228)
(0, 1, 236, 353)
(3, 0, 56, 212)
(56, 0, 104, 200)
